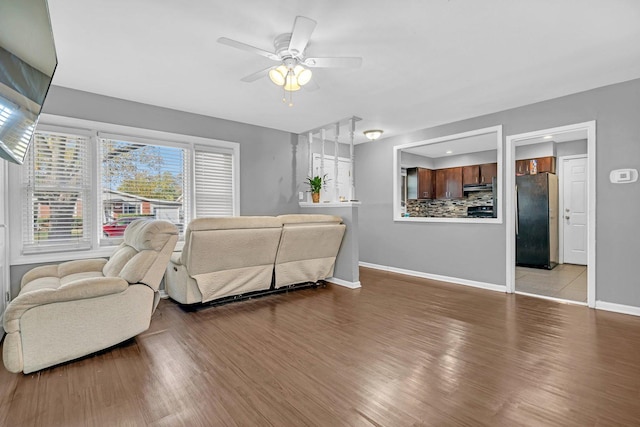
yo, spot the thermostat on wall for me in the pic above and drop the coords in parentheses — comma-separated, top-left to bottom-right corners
(609, 168, 638, 184)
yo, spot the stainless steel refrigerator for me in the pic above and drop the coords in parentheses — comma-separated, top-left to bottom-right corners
(516, 172, 559, 269)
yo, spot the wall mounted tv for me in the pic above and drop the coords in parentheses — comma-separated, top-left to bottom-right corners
(0, 0, 57, 165)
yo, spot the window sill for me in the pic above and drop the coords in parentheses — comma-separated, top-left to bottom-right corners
(11, 241, 185, 266)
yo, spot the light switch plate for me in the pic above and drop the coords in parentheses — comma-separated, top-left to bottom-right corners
(609, 168, 638, 184)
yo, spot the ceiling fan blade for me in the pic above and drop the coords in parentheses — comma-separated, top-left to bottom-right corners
(241, 66, 272, 82)
(304, 57, 363, 68)
(288, 16, 317, 56)
(218, 37, 279, 61)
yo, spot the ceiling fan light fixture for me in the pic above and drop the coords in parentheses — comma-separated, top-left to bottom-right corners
(284, 73, 301, 91)
(269, 65, 287, 86)
(294, 65, 312, 86)
(363, 129, 384, 140)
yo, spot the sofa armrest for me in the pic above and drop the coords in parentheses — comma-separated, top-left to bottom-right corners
(58, 258, 109, 277)
(20, 259, 109, 289)
(170, 252, 183, 266)
(20, 265, 60, 289)
(4, 277, 129, 333)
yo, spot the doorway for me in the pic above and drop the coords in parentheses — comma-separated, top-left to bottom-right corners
(505, 122, 596, 307)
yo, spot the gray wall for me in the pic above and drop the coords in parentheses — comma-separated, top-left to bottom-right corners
(515, 141, 555, 159)
(556, 139, 588, 157)
(356, 77, 640, 307)
(10, 85, 305, 296)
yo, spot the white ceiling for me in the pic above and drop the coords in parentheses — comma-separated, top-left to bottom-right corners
(47, 0, 640, 144)
(404, 132, 498, 158)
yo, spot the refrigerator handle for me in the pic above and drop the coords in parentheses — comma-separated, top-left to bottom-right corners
(515, 184, 519, 236)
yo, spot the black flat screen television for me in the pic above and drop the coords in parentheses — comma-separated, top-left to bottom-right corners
(0, 0, 57, 165)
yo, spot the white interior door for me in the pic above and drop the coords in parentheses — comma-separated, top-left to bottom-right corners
(562, 156, 588, 265)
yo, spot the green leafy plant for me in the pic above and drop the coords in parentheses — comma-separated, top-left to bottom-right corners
(306, 174, 329, 193)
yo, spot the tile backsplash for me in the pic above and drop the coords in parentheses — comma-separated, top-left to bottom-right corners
(406, 191, 494, 218)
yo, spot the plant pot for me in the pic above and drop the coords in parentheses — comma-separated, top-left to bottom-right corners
(312, 192, 320, 203)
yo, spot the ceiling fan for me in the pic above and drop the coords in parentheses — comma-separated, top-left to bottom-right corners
(217, 16, 362, 98)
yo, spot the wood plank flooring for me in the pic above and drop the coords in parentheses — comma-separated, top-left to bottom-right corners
(2, 266, 640, 426)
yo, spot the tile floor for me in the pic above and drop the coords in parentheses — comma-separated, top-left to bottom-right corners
(515, 264, 587, 303)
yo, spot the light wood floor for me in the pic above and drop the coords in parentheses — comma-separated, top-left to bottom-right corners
(2, 267, 640, 426)
(516, 264, 587, 302)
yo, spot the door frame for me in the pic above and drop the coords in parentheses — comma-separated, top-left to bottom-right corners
(558, 154, 588, 265)
(505, 121, 596, 307)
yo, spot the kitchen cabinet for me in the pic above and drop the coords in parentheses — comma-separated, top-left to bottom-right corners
(516, 156, 556, 175)
(407, 167, 435, 199)
(536, 156, 556, 173)
(464, 163, 497, 184)
(480, 163, 497, 184)
(463, 165, 480, 185)
(418, 168, 435, 199)
(436, 167, 463, 199)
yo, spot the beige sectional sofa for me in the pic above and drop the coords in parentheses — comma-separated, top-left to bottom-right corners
(165, 214, 346, 305)
(3, 220, 179, 374)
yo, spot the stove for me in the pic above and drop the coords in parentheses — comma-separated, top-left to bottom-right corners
(467, 205, 495, 218)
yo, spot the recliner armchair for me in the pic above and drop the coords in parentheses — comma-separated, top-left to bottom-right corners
(2, 219, 178, 374)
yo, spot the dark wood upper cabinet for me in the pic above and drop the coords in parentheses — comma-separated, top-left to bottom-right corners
(516, 156, 556, 175)
(480, 163, 497, 184)
(536, 156, 556, 174)
(463, 165, 480, 185)
(436, 167, 463, 199)
(407, 167, 435, 199)
(516, 159, 529, 175)
(418, 168, 435, 199)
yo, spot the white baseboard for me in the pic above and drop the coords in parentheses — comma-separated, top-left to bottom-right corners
(359, 261, 506, 293)
(158, 289, 169, 299)
(595, 301, 640, 317)
(326, 277, 361, 289)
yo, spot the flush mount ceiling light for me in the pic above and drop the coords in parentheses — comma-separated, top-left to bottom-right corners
(363, 129, 384, 140)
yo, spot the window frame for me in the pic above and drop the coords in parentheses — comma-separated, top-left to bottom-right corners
(8, 114, 240, 265)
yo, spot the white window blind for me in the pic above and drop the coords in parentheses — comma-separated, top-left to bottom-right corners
(22, 131, 90, 253)
(100, 139, 185, 241)
(194, 149, 234, 217)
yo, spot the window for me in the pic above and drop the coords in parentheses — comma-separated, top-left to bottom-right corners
(100, 139, 185, 241)
(22, 131, 91, 253)
(194, 150, 234, 217)
(15, 121, 239, 259)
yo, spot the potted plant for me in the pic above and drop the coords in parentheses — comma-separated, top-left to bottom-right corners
(306, 175, 328, 203)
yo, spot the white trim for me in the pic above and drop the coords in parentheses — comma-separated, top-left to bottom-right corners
(299, 201, 361, 208)
(515, 291, 587, 306)
(595, 301, 640, 317)
(39, 114, 240, 151)
(10, 114, 238, 264)
(359, 261, 506, 293)
(326, 277, 361, 289)
(505, 121, 596, 308)
(392, 125, 503, 223)
(557, 154, 588, 265)
(394, 216, 502, 224)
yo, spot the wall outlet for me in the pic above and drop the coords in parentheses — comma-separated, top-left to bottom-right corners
(299, 191, 304, 200)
